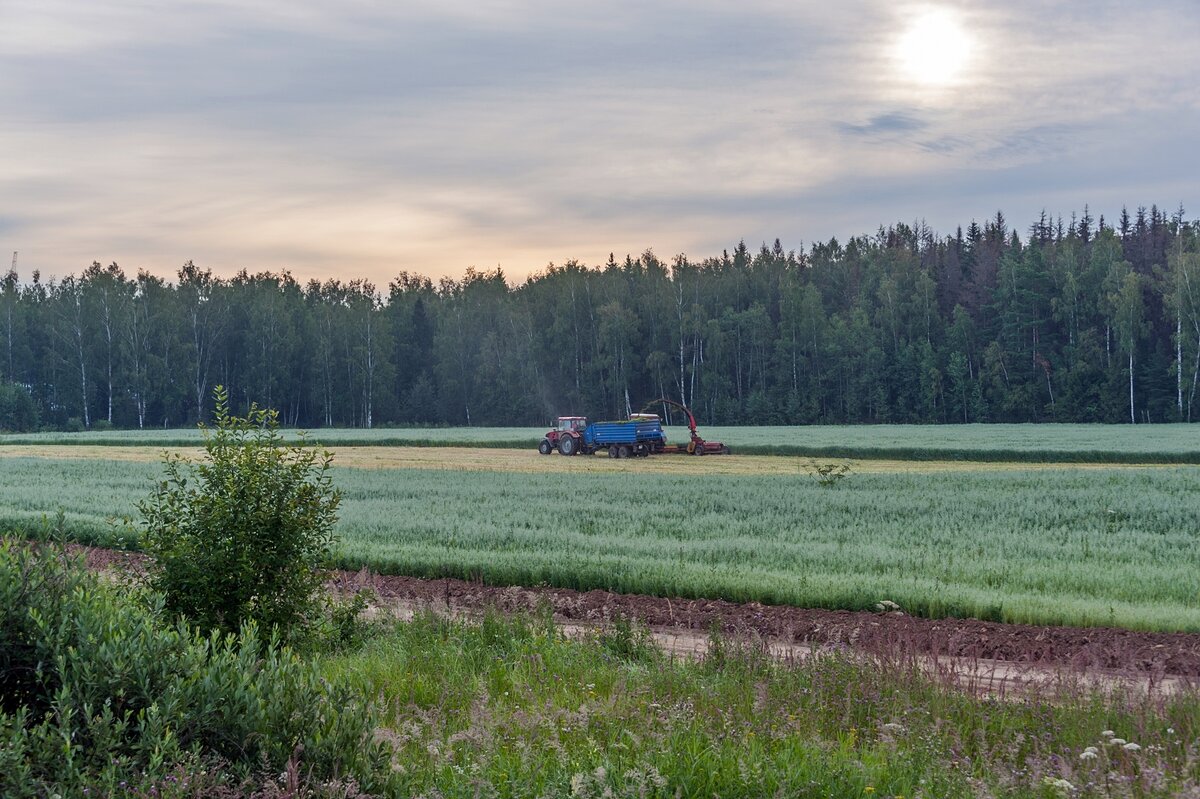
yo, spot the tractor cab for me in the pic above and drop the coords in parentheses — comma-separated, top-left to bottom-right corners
(557, 416, 587, 432)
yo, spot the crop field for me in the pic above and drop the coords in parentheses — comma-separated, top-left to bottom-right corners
(3, 422, 1199, 462)
(2, 448, 1198, 632)
(4, 443, 1171, 476)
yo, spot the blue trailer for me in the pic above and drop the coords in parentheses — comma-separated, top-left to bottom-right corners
(538, 416, 666, 458)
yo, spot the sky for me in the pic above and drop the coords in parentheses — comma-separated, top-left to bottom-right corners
(2, 0, 1198, 286)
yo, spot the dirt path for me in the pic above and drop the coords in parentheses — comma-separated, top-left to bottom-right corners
(75, 546, 1196, 696)
(376, 597, 1192, 698)
(329, 569, 1198, 696)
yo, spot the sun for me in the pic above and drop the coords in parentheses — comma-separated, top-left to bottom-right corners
(895, 8, 973, 87)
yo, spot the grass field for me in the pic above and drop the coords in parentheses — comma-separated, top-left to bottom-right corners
(3, 422, 1199, 462)
(3, 449, 1199, 632)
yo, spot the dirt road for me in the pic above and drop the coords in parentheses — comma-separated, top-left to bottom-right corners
(77, 546, 1196, 697)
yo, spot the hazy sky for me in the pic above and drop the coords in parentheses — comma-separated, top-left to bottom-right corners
(3, 0, 1198, 285)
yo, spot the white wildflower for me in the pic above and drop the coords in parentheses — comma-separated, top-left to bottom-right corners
(1042, 776, 1074, 795)
(1123, 742, 1141, 752)
(1108, 737, 1126, 746)
(1079, 747, 1099, 761)
(1101, 730, 1115, 738)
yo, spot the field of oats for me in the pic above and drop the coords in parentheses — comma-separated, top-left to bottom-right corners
(2, 442, 1198, 632)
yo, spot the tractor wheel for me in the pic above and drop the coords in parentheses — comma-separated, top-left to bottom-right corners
(607, 447, 618, 458)
(692, 443, 705, 456)
(559, 435, 578, 456)
(618, 445, 632, 459)
(721, 445, 731, 455)
(538, 439, 553, 455)
(634, 443, 648, 457)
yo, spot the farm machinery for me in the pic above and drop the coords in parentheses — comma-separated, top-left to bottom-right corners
(537, 398, 730, 458)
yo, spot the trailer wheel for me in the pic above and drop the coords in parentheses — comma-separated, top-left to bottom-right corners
(607, 446, 618, 458)
(634, 443, 649, 457)
(538, 439, 552, 455)
(618, 445, 632, 459)
(559, 435, 578, 456)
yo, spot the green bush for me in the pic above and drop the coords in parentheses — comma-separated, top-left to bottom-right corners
(0, 382, 38, 432)
(0, 538, 388, 797)
(139, 386, 341, 642)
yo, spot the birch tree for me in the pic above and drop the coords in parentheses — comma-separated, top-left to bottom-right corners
(1, 266, 19, 383)
(177, 261, 226, 423)
(52, 276, 90, 427)
(1169, 249, 1200, 420)
(81, 261, 130, 425)
(1109, 268, 1144, 423)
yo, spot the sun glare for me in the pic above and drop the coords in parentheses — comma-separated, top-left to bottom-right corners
(895, 8, 972, 87)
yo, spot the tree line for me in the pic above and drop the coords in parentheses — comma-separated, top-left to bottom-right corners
(2, 204, 1199, 431)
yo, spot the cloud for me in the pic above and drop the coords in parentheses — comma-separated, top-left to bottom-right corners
(837, 112, 927, 137)
(0, 0, 1197, 283)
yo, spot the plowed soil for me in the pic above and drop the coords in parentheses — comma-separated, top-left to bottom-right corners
(77, 545, 1200, 681)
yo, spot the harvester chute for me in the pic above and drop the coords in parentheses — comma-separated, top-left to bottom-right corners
(638, 398, 730, 455)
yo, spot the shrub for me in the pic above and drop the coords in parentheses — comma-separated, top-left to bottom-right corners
(0, 382, 38, 432)
(139, 386, 341, 642)
(0, 538, 388, 797)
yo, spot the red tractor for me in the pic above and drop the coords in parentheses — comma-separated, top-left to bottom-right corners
(538, 416, 588, 455)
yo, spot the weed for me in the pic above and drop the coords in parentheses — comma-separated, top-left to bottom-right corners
(806, 460, 853, 487)
(595, 616, 658, 663)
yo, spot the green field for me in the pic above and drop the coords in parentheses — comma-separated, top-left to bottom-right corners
(4, 454, 1199, 631)
(3, 422, 1199, 461)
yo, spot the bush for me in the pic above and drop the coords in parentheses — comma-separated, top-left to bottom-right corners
(0, 538, 388, 797)
(0, 382, 38, 432)
(139, 387, 342, 643)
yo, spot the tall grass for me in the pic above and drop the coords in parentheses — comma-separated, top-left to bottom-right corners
(4, 423, 1199, 462)
(322, 611, 1200, 798)
(4, 456, 1199, 631)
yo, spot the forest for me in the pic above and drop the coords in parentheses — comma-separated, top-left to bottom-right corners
(2, 205, 1199, 431)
